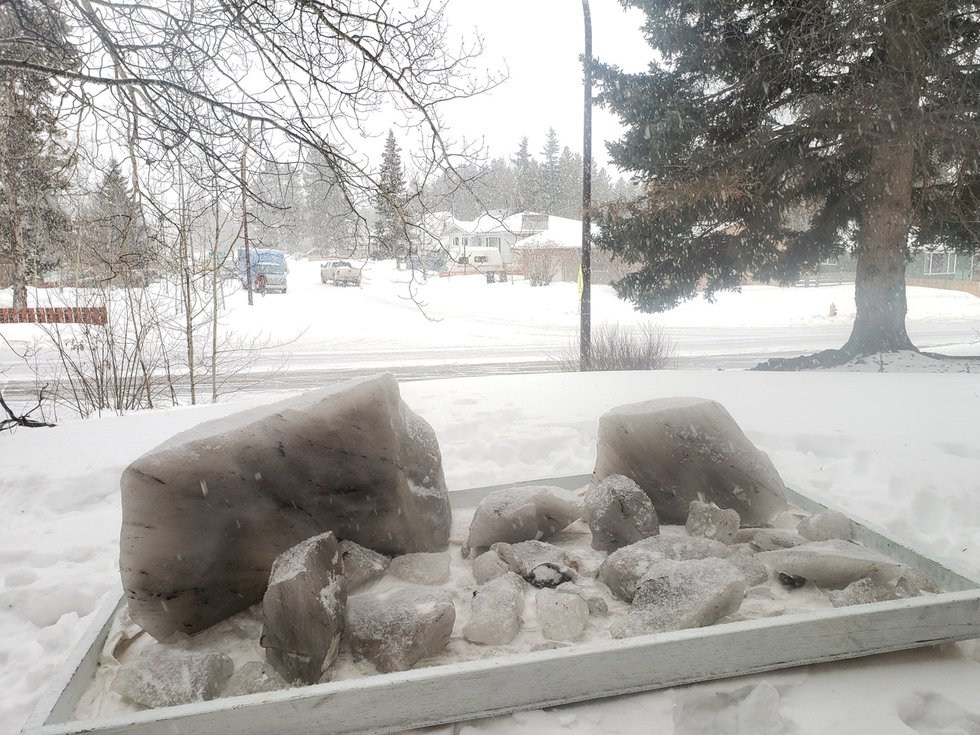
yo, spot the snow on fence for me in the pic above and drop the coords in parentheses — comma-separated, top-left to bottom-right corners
(0, 306, 108, 325)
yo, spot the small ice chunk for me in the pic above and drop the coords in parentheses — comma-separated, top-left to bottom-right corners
(260, 532, 346, 684)
(797, 510, 852, 542)
(599, 535, 729, 602)
(222, 661, 290, 696)
(113, 648, 233, 707)
(463, 572, 526, 645)
(556, 583, 609, 615)
(347, 587, 455, 673)
(894, 568, 941, 598)
(737, 528, 809, 552)
(493, 540, 576, 588)
(611, 558, 747, 638)
(389, 552, 451, 585)
(724, 545, 770, 586)
(757, 539, 903, 589)
(340, 540, 390, 592)
(830, 577, 894, 607)
(536, 588, 589, 641)
(472, 550, 511, 585)
(583, 474, 660, 551)
(463, 486, 581, 556)
(686, 501, 740, 544)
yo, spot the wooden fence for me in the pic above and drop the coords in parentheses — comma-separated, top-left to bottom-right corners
(0, 306, 108, 325)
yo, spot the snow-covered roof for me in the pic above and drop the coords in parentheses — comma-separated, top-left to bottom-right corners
(514, 215, 595, 250)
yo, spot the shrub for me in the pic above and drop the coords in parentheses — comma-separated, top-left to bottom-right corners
(554, 322, 675, 372)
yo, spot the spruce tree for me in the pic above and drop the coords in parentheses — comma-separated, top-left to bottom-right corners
(374, 129, 406, 259)
(0, 0, 75, 307)
(594, 0, 980, 361)
(539, 128, 562, 214)
(513, 137, 535, 212)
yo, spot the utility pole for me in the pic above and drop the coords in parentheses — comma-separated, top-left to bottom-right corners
(580, 0, 593, 371)
(241, 121, 254, 306)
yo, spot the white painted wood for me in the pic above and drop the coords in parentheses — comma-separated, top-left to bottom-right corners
(24, 479, 980, 735)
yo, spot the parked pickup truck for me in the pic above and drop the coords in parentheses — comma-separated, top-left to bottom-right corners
(320, 260, 361, 287)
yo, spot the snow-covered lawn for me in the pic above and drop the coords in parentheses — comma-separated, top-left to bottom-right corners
(2, 264, 980, 734)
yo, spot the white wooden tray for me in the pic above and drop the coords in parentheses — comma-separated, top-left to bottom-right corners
(24, 476, 980, 735)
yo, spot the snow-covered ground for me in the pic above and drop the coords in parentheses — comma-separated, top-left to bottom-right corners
(2, 262, 980, 734)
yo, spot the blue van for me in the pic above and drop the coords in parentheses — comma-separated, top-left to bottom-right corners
(237, 248, 288, 294)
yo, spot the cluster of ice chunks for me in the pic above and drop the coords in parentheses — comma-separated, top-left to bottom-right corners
(112, 388, 946, 709)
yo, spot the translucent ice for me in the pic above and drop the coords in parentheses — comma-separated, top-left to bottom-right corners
(260, 532, 346, 684)
(463, 486, 581, 556)
(592, 397, 788, 524)
(599, 535, 729, 601)
(797, 510, 852, 542)
(347, 587, 455, 673)
(340, 540, 390, 592)
(583, 474, 659, 551)
(463, 572, 525, 645)
(612, 558, 747, 638)
(758, 539, 904, 589)
(113, 648, 233, 707)
(536, 588, 589, 641)
(472, 549, 511, 585)
(686, 500, 740, 544)
(389, 552, 451, 585)
(120, 374, 452, 639)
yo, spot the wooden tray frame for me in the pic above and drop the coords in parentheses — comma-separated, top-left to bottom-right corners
(24, 476, 980, 735)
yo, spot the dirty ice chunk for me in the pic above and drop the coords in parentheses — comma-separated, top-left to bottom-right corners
(340, 540, 390, 592)
(463, 486, 581, 556)
(556, 582, 609, 615)
(599, 535, 729, 602)
(113, 648, 233, 708)
(757, 539, 903, 589)
(611, 558, 747, 638)
(536, 588, 589, 641)
(736, 528, 809, 552)
(894, 568, 941, 598)
(592, 397, 788, 524)
(583, 474, 660, 551)
(463, 572, 526, 645)
(389, 552, 451, 585)
(260, 532, 346, 684)
(797, 510, 852, 542)
(723, 545, 770, 586)
(347, 587, 455, 673)
(686, 500, 740, 544)
(493, 540, 576, 588)
(120, 374, 452, 640)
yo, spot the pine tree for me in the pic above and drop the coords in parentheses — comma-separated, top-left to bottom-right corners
(0, 0, 75, 307)
(374, 129, 407, 259)
(87, 160, 152, 280)
(539, 128, 562, 214)
(513, 137, 535, 212)
(594, 0, 980, 361)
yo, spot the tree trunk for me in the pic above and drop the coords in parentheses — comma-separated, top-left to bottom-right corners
(843, 136, 917, 356)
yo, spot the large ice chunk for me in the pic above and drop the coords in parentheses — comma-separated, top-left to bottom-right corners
(389, 552, 451, 585)
(346, 587, 455, 673)
(493, 540, 576, 588)
(583, 474, 660, 551)
(340, 540, 390, 592)
(757, 539, 904, 589)
(599, 535, 729, 602)
(686, 500, 740, 545)
(260, 532, 346, 684)
(463, 572, 526, 645)
(463, 485, 581, 556)
(592, 397, 788, 524)
(119, 374, 452, 639)
(611, 558, 747, 638)
(112, 648, 233, 708)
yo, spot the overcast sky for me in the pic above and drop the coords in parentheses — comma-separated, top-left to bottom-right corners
(439, 0, 653, 173)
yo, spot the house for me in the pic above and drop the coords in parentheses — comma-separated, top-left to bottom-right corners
(906, 249, 980, 297)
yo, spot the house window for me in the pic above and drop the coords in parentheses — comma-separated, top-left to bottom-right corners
(473, 255, 489, 264)
(487, 236, 501, 250)
(924, 252, 956, 276)
(453, 237, 460, 247)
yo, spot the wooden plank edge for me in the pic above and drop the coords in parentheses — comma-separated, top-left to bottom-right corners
(30, 592, 980, 735)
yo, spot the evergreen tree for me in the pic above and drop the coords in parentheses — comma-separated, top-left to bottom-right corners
(594, 0, 980, 361)
(0, 0, 75, 306)
(512, 137, 535, 212)
(374, 129, 407, 259)
(539, 128, 562, 214)
(85, 160, 152, 280)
